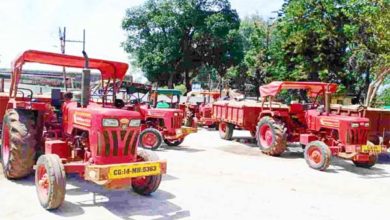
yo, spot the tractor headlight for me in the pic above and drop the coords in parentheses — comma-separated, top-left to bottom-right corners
(364, 122, 369, 127)
(351, 123, 359, 128)
(102, 118, 119, 127)
(129, 119, 141, 127)
(174, 112, 179, 116)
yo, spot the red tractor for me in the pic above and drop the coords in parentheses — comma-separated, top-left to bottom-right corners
(0, 50, 166, 210)
(182, 91, 221, 128)
(213, 81, 385, 171)
(92, 82, 197, 150)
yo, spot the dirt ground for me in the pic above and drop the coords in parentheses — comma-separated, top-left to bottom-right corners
(1, 128, 390, 220)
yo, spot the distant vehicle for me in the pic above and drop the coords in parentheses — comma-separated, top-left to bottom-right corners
(182, 90, 221, 128)
(92, 82, 197, 150)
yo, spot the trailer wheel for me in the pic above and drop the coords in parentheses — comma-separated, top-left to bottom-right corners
(164, 138, 184, 146)
(35, 154, 66, 210)
(219, 122, 234, 140)
(257, 116, 287, 156)
(132, 149, 162, 195)
(353, 154, 377, 168)
(1, 109, 37, 179)
(304, 141, 331, 171)
(139, 128, 163, 150)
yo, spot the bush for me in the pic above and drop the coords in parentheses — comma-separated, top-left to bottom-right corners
(174, 84, 187, 95)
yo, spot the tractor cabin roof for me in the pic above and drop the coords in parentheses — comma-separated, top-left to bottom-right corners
(155, 89, 182, 96)
(260, 81, 338, 97)
(12, 50, 129, 80)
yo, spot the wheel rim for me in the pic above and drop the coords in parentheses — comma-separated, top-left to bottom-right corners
(307, 146, 323, 165)
(142, 132, 158, 148)
(220, 122, 227, 133)
(1, 125, 10, 164)
(37, 164, 49, 200)
(259, 124, 273, 148)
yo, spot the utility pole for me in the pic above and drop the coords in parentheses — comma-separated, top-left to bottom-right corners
(59, 27, 86, 90)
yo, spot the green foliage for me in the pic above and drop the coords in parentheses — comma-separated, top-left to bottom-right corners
(122, 0, 242, 89)
(174, 84, 187, 95)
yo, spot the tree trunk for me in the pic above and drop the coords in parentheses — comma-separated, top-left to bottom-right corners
(168, 73, 174, 89)
(185, 70, 191, 94)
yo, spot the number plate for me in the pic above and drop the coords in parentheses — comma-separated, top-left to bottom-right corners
(361, 145, 382, 153)
(108, 162, 161, 179)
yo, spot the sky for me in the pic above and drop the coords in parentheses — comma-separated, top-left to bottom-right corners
(0, 0, 284, 78)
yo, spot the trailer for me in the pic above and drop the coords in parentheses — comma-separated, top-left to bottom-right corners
(213, 81, 385, 171)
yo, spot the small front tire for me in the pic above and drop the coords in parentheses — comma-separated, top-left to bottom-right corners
(139, 128, 163, 150)
(35, 154, 66, 210)
(164, 138, 184, 146)
(304, 141, 331, 171)
(353, 154, 377, 168)
(132, 149, 162, 195)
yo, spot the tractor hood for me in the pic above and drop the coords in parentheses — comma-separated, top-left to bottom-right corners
(307, 110, 369, 130)
(64, 102, 141, 134)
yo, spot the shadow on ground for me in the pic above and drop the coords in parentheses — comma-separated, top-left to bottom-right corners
(52, 175, 189, 220)
(159, 145, 205, 153)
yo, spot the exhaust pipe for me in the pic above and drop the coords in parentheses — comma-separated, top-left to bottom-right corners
(81, 51, 90, 107)
(325, 84, 331, 115)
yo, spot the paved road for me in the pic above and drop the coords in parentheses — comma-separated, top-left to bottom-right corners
(1, 129, 390, 220)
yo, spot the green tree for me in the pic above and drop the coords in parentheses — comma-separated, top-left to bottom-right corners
(122, 0, 242, 91)
(225, 16, 269, 96)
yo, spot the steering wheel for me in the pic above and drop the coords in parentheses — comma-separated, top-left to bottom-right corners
(114, 99, 125, 108)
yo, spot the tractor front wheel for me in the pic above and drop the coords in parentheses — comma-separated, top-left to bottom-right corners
(219, 122, 234, 140)
(353, 154, 377, 168)
(132, 149, 162, 195)
(139, 128, 163, 150)
(304, 141, 332, 171)
(164, 138, 184, 146)
(257, 117, 287, 156)
(35, 154, 66, 210)
(1, 109, 37, 179)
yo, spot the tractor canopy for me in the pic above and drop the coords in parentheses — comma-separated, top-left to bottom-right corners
(12, 50, 128, 80)
(260, 81, 338, 98)
(155, 89, 182, 96)
(10, 50, 129, 98)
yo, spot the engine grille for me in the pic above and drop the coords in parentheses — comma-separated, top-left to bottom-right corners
(171, 115, 182, 129)
(348, 128, 368, 145)
(97, 129, 139, 156)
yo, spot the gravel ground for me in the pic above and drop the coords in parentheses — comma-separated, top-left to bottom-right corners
(1, 128, 390, 220)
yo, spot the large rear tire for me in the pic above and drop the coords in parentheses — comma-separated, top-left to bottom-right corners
(1, 109, 37, 179)
(35, 154, 66, 210)
(304, 141, 331, 171)
(139, 128, 163, 151)
(219, 122, 234, 140)
(256, 116, 287, 156)
(132, 149, 162, 195)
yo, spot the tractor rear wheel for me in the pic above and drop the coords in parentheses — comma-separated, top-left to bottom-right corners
(304, 141, 332, 171)
(219, 122, 234, 140)
(1, 109, 37, 179)
(164, 138, 184, 146)
(132, 149, 162, 195)
(257, 116, 287, 156)
(353, 154, 377, 168)
(35, 154, 66, 210)
(139, 128, 163, 150)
